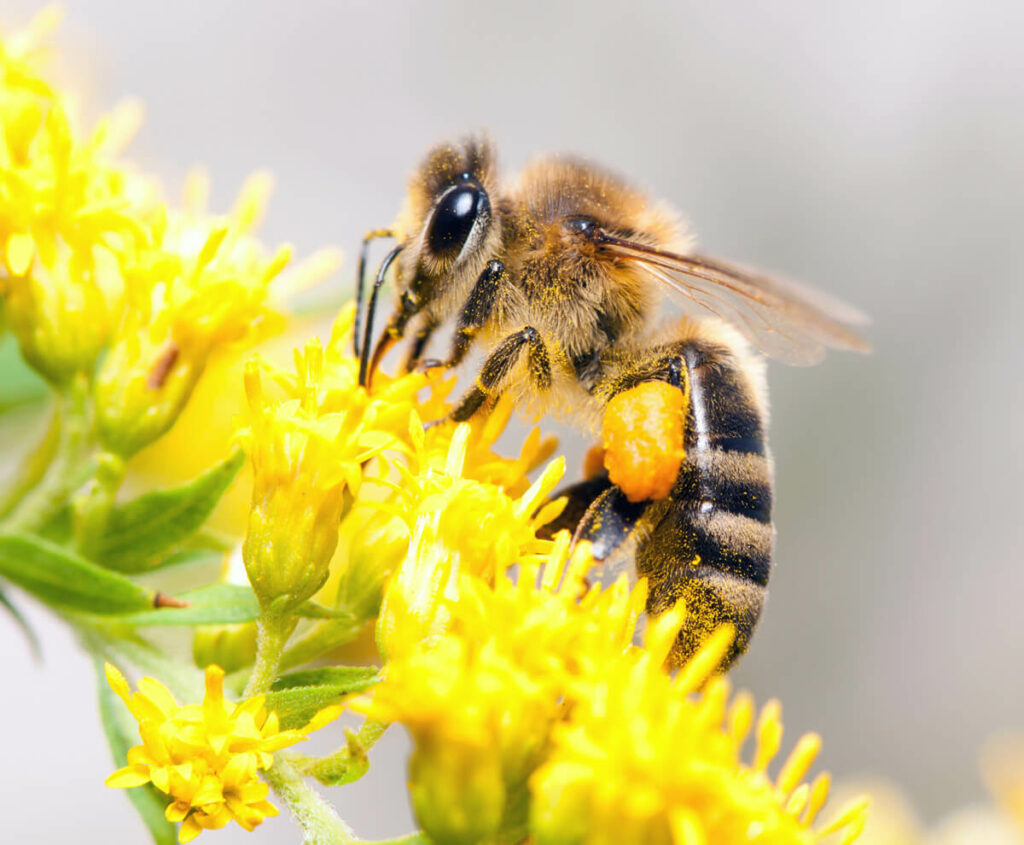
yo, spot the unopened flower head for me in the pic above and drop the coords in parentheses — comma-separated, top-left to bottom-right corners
(105, 663, 341, 843)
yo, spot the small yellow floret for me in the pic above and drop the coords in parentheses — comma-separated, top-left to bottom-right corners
(602, 381, 686, 502)
(105, 663, 341, 843)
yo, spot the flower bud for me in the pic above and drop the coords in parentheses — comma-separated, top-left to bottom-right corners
(242, 465, 346, 611)
(1, 243, 122, 386)
(409, 739, 505, 845)
(93, 330, 203, 456)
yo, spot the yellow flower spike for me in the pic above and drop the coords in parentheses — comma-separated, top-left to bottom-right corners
(727, 690, 755, 749)
(105, 663, 341, 842)
(754, 699, 784, 772)
(778, 733, 824, 798)
(674, 624, 735, 694)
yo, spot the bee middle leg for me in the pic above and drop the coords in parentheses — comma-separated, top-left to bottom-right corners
(444, 325, 552, 423)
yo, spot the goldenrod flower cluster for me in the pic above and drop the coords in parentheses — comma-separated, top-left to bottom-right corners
(106, 663, 341, 842)
(360, 520, 867, 844)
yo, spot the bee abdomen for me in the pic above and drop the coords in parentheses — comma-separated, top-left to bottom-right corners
(640, 340, 774, 665)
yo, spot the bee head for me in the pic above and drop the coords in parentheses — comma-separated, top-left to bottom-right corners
(392, 136, 501, 323)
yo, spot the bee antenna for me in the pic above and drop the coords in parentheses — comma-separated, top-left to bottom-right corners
(359, 243, 404, 388)
(354, 229, 395, 357)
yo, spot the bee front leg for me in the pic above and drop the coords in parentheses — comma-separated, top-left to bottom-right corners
(418, 260, 504, 373)
(442, 325, 551, 424)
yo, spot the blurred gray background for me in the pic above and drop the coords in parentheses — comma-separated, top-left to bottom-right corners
(3, 0, 1023, 841)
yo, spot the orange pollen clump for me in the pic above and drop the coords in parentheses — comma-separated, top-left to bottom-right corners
(601, 381, 686, 503)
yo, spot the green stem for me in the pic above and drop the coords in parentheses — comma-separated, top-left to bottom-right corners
(361, 835, 432, 845)
(264, 757, 357, 845)
(244, 609, 297, 697)
(2, 374, 93, 533)
(0, 401, 60, 519)
(72, 449, 128, 556)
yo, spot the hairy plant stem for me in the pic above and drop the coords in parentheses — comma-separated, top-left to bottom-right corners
(244, 608, 297, 697)
(264, 757, 357, 845)
(2, 374, 93, 533)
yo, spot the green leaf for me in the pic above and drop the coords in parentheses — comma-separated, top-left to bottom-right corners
(263, 667, 380, 731)
(0, 532, 154, 613)
(105, 584, 259, 626)
(271, 666, 379, 692)
(95, 660, 177, 845)
(0, 335, 47, 413)
(94, 451, 245, 573)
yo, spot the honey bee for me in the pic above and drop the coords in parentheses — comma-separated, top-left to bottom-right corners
(355, 137, 869, 668)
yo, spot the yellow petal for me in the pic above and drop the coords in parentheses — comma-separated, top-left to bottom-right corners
(6, 232, 35, 276)
(105, 766, 151, 789)
(178, 815, 202, 843)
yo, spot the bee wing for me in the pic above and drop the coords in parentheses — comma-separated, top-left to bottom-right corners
(599, 235, 871, 365)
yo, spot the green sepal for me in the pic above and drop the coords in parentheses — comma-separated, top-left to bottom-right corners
(94, 659, 177, 845)
(92, 450, 245, 572)
(292, 719, 387, 787)
(305, 728, 371, 786)
(263, 666, 379, 731)
(0, 532, 154, 613)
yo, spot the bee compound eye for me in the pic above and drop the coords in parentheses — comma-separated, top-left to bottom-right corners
(426, 184, 489, 258)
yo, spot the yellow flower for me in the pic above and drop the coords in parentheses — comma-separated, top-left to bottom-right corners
(236, 310, 424, 611)
(361, 536, 644, 843)
(93, 173, 335, 456)
(374, 420, 565, 653)
(326, 358, 558, 626)
(105, 663, 342, 843)
(0, 11, 150, 383)
(530, 611, 869, 845)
